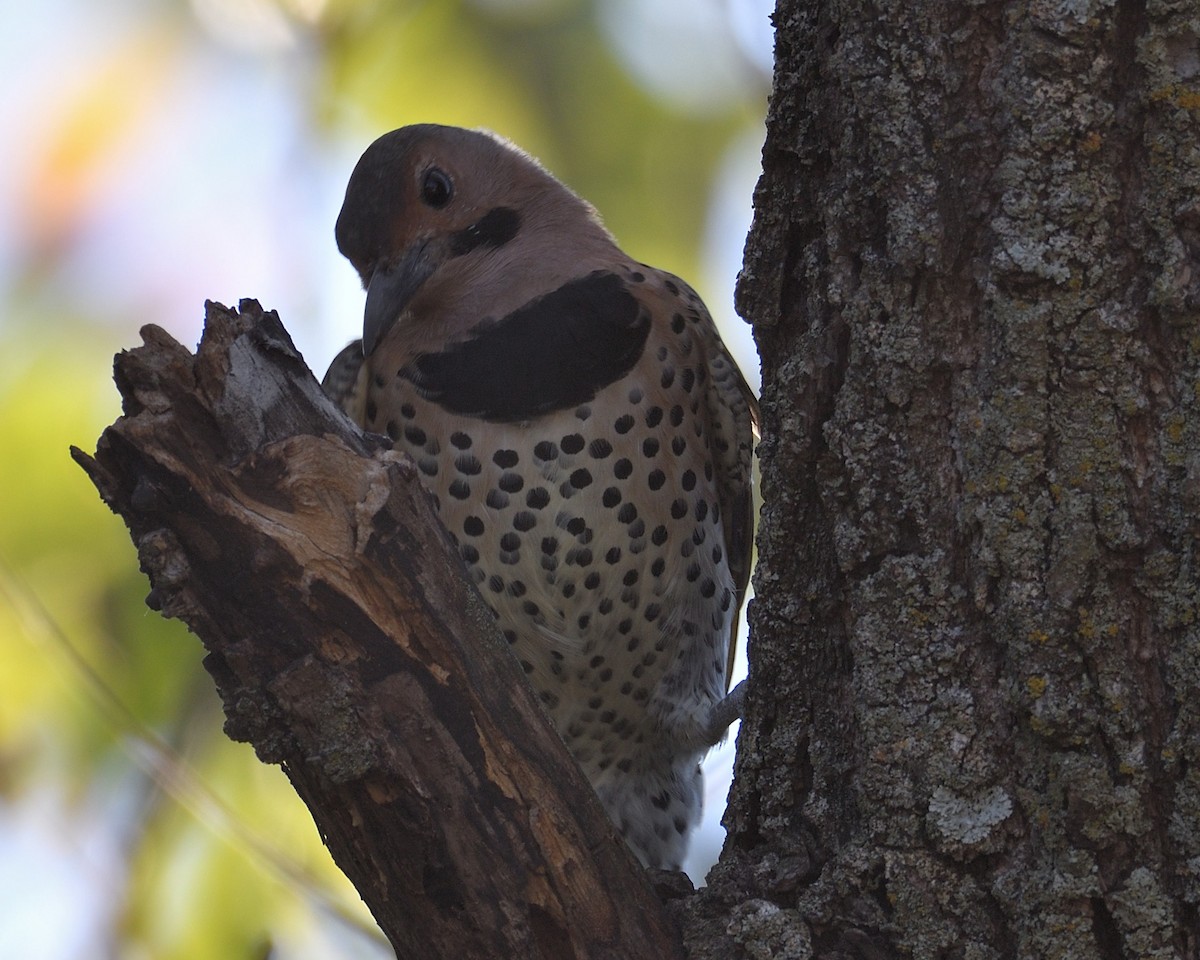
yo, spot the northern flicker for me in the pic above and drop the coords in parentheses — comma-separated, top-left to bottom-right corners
(323, 124, 757, 870)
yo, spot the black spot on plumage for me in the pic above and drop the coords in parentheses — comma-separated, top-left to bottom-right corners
(461, 544, 479, 563)
(669, 405, 684, 427)
(526, 487, 551, 509)
(534, 440, 558, 461)
(499, 472, 524, 493)
(448, 206, 521, 256)
(623, 569, 639, 586)
(401, 272, 649, 421)
(599, 598, 614, 615)
(489, 575, 504, 593)
(628, 387, 643, 404)
(455, 454, 482, 475)
(589, 438, 613, 459)
(652, 558, 666, 577)
(681, 469, 696, 491)
(542, 536, 558, 555)
(522, 600, 540, 617)
(643, 438, 660, 457)
(672, 436, 687, 455)
(691, 527, 707, 545)
(385, 420, 399, 440)
(681, 368, 696, 392)
(503, 629, 518, 644)
(500, 533, 520, 552)
(400, 402, 415, 419)
(701, 578, 717, 598)
(695, 500, 709, 521)
(671, 313, 686, 334)
(568, 547, 594, 567)
(614, 458, 633, 479)
(605, 547, 622, 565)
(449, 479, 470, 499)
(566, 517, 586, 536)
(508, 580, 527, 598)
(646, 406, 663, 427)
(450, 431, 472, 450)
(630, 270, 645, 282)
(569, 468, 593, 489)
(602, 487, 622, 508)
(651, 525, 668, 546)
(661, 367, 676, 389)
(686, 562, 701, 582)
(404, 425, 427, 446)
(585, 572, 601, 589)
(614, 414, 635, 434)
(493, 449, 519, 468)
(617, 503, 637, 524)
(513, 511, 537, 532)
(648, 469, 666, 491)
(486, 489, 509, 510)
(628, 518, 645, 538)
(561, 433, 585, 455)
(576, 405, 591, 421)
(463, 516, 484, 537)
(644, 603, 662, 622)
(365, 399, 378, 423)
(418, 457, 438, 477)
(671, 499, 688, 519)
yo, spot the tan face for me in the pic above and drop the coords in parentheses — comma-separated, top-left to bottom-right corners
(336, 125, 543, 353)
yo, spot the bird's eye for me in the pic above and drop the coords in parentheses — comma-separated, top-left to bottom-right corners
(421, 168, 453, 208)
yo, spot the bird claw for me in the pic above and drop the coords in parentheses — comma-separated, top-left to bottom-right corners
(701, 679, 747, 746)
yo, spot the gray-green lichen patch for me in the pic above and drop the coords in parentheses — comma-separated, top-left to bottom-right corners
(927, 784, 1014, 854)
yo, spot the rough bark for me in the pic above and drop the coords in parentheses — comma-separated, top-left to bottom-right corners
(679, 0, 1200, 957)
(72, 300, 685, 960)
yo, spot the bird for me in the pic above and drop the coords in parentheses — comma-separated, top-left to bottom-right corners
(322, 124, 757, 870)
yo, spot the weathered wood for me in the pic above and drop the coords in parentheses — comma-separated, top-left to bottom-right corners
(72, 299, 685, 960)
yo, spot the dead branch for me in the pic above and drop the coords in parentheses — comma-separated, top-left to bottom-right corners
(72, 299, 685, 960)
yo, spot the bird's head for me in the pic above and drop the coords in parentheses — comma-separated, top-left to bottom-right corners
(336, 124, 611, 356)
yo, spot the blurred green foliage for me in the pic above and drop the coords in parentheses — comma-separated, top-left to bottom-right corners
(0, 1, 767, 956)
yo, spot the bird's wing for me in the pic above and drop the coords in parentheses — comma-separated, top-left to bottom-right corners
(321, 339, 369, 426)
(641, 272, 758, 692)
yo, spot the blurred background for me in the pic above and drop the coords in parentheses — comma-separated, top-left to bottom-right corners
(0, 0, 770, 956)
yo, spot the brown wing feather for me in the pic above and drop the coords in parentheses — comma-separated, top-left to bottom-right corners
(700, 320, 757, 691)
(322, 339, 370, 425)
(644, 272, 758, 692)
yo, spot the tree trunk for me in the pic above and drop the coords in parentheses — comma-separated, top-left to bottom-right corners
(682, 0, 1200, 956)
(73, 302, 685, 960)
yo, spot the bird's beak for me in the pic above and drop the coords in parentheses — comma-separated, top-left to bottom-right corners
(362, 241, 436, 356)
